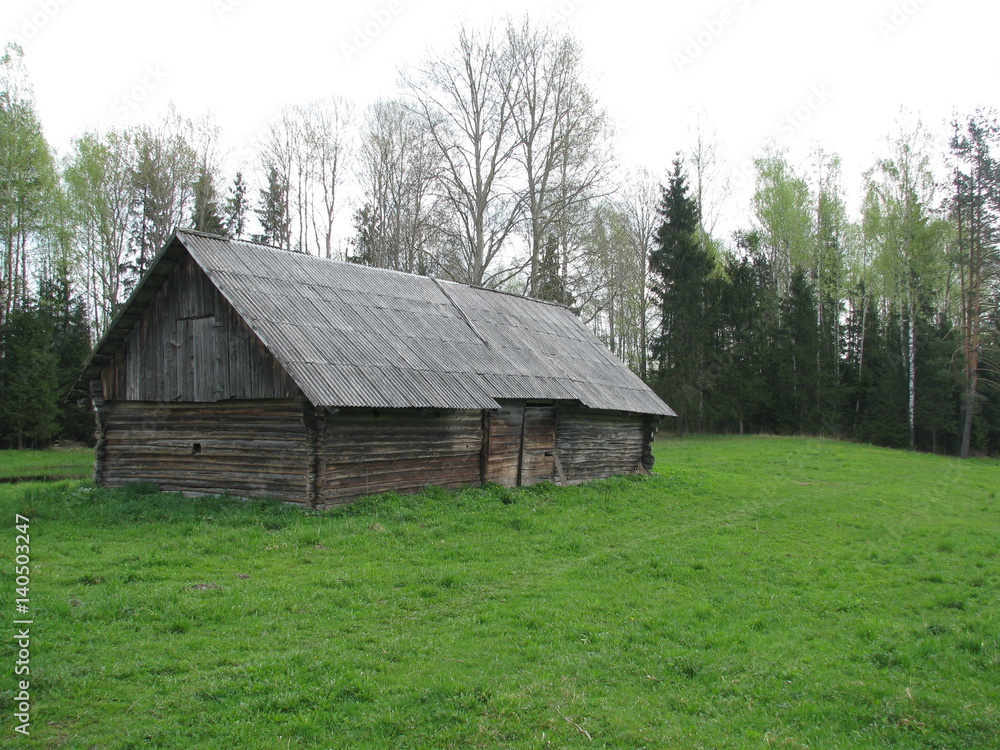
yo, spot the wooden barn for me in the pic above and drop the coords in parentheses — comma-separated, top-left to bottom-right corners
(75, 229, 675, 506)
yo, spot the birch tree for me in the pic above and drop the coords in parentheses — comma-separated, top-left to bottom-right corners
(64, 130, 137, 336)
(506, 19, 613, 296)
(404, 24, 522, 286)
(863, 119, 946, 447)
(354, 98, 443, 273)
(0, 46, 58, 329)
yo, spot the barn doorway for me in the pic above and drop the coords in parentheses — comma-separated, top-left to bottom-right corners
(484, 402, 557, 487)
(518, 404, 556, 486)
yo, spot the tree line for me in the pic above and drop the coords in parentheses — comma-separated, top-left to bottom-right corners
(0, 23, 997, 456)
(651, 118, 1000, 457)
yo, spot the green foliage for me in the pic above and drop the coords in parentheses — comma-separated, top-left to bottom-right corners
(224, 171, 249, 240)
(191, 165, 227, 236)
(2, 437, 998, 748)
(254, 164, 291, 249)
(0, 303, 59, 447)
(650, 158, 720, 431)
(533, 234, 573, 305)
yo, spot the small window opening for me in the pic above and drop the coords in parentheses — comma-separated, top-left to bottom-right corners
(191, 443, 202, 455)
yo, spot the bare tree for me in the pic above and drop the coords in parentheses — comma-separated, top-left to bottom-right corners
(684, 112, 730, 251)
(355, 98, 443, 273)
(403, 24, 522, 286)
(257, 98, 352, 257)
(613, 168, 660, 380)
(304, 97, 353, 259)
(506, 19, 614, 297)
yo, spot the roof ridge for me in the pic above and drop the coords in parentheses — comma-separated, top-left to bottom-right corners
(177, 227, 572, 310)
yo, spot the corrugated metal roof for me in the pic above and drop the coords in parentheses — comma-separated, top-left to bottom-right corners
(80, 229, 675, 416)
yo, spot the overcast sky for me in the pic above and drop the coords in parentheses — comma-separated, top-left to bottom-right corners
(4, 0, 998, 242)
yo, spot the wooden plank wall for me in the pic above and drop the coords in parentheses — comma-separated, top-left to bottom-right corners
(484, 402, 523, 487)
(102, 400, 310, 503)
(102, 253, 300, 403)
(555, 405, 646, 483)
(316, 409, 483, 506)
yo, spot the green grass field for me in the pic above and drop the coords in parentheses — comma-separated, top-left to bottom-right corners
(0, 447, 92, 482)
(1, 436, 998, 749)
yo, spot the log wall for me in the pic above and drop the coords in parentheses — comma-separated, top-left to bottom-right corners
(102, 254, 299, 403)
(555, 405, 647, 483)
(98, 398, 654, 504)
(316, 409, 483, 506)
(101, 399, 310, 502)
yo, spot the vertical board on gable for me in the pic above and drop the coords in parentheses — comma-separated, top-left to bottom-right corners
(101, 252, 300, 403)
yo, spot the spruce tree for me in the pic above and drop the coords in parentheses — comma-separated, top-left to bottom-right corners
(254, 165, 291, 249)
(650, 158, 715, 431)
(191, 166, 227, 236)
(0, 302, 59, 448)
(224, 171, 248, 240)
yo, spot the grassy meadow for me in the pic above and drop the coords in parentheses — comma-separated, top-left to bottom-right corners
(0, 436, 998, 749)
(0, 447, 92, 483)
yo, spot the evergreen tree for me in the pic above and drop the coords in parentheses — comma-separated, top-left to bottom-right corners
(224, 171, 249, 240)
(254, 165, 291, 249)
(535, 234, 573, 306)
(775, 270, 821, 433)
(950, 109, 1000, 457)
(0, 302, 59, 448)
(650, 158, 716, 431)
(191, 166, 227, 236)
(37, 272, 92, 443)
(712, 231, 776, 434)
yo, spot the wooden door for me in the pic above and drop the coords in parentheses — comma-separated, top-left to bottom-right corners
(518, 404, 556, 486)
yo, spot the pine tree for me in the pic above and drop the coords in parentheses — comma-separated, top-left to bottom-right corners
(37, 269, 92, 443)
(950, 109, 1000, 457)
(535, 234, 573, 306)
(776, 270, 821, 433)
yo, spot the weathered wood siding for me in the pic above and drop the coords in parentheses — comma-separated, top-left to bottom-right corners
(555, 405, 646, 483)
(101, 400, 310, 502)
(102, 253, 300, 402)
(316, 409, 483, 506)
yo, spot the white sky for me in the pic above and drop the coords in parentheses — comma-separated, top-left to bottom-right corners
(4, 0, 998, 244)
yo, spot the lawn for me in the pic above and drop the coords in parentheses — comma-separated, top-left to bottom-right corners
(0, 447, 93, 483)
(1, 436, 998, 749)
